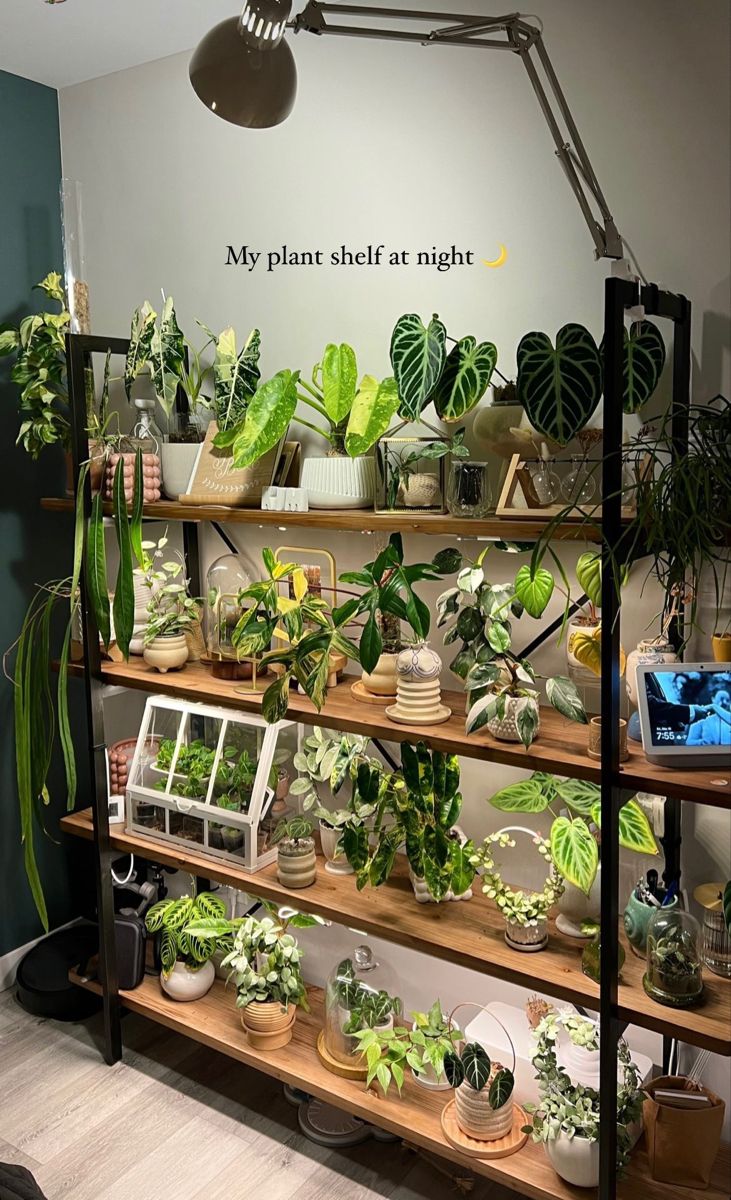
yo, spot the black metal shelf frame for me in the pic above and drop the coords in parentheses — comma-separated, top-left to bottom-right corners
(66, 282, 693, 1200)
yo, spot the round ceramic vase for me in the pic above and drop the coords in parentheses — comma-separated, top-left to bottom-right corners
(277, 840, 317, 888)
(300, 455, 374, 509)
(143, 633, 189, 673)
(546, 1132, 600, 1188)
(360, 652, 399, 698)
(386, 643, 451, 726)
(623, 890, 678, 957)
(454, 1083, 514, 1141)
(241, 1000, 296, 1050)
(625, 639, 678, 707)
(160, 959, 215, 1002)
(160, 441, 200, 500)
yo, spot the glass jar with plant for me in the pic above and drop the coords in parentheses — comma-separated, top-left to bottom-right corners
(436, 548, 586, 747)
(523, 1010, 643, 1188)
(469, 829, 565, 951)
(288, 727, 378, 874)
(142, 557, 200, 673)
(484, 773, 658, 938)
(144, 890, 227, 1002)
(272, 816, 316, 888)
(644, 908, 704, 1007)
(323, 949, 402, 1072)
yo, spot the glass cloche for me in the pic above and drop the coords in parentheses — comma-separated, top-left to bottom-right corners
(323, 945, 402, 1068)
(204, 552, 255, 664)
(643, 908, 704, 1007)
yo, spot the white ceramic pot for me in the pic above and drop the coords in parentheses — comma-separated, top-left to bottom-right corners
(399, 473, 442, 508)
(143, 633, 189, 673)
(454, 1083, 514, 1141)
(487, 695, 540, 743)
(625, 639, 678, 707)
(556, 867, 601, 939)
(546, 1132, 600, 1188)
(387, 642, 450, 726)
(160, 441, 201, 500)
(319, 821, 353, 875)
(300, 455, 374, 509)
(160, 959, 215, 1002)
(360, 652, 399, 698)
(566, 618, 601, 683)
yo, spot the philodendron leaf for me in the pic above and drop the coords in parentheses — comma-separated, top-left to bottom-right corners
(546, 676, 587, 724)
(514, 563, 555, 618)
(231, 369, 300, 468)
(554, 777, 600, 815)
(444, 1051, 465, 1089)
(390, 313, 447, 421)
(345, 375, 399, 457)
(550, 816, 599, 894)
(516, 700, 540, 749)
(517, 323, 602, 446)
(465, 693, 499, 735)
(609, 320, 666, 414)
(576, 552, 602, 608)
(590, 797, 658, 857)
(433, 336, 497, 422)
(488, 1068, 515, 1110)
(461, 1043, 491, 1091)
(320, 342, 357, 427)
(568, 626, 602, 677)
(488, 779, 549, 813)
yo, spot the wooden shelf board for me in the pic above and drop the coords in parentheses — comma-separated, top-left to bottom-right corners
(40, 496, 605, 541)
(72, 658, 731, 808)
(67, 970, 730, 1200)
(62, 808, 731, 1055)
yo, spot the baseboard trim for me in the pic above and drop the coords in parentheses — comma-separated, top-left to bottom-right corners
(0, 918, 83, 992)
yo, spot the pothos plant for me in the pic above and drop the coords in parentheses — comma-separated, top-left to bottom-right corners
(486, 773, 658, 895)
(435, 548, 586, 748)
(288, 728, 378, 833)
(352, 1002, 461, 1097)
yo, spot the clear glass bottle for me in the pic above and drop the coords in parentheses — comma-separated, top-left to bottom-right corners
(562, 454, 597, 505)
(323, 945, 401, 1068)
(529, 457, 561, 504)
(60, 178, 90, 334)
(643, 908, 704, 1006)
(204, 553, 255, 659)
(446, 461, 491, 518)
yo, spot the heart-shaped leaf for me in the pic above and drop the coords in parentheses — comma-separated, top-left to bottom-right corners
(444, 1050, 465, 1089)
(576, 552, 602, 608)
(390, 313, 447, 421)
(550, 815, 599, 894)
(462, 1043, 491, 1091)
(432, 548, 463, 575)
(514, 564, 555, 618)
(603, 320, 665, 414)
(488, 1068, 515, 1110)
(546, 676, 587, 724)
(554, 778, 600, 815)
(232, 369, 299, 468)
(488, 779, 549, 813)
(517, 323, 602, 446)
(617, 798, 658, 855)
(486, 620, 511, 654)
(320, 342, 357, 427)
(433, 336, 497, 422)
(345, 375, 400, 457)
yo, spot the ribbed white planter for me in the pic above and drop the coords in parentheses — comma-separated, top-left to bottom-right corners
(160, 442, 200, 500)
(319, 821, 354, 875)
(301, 455, 374, 509)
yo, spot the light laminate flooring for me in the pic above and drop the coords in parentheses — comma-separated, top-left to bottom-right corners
(0, 987, 518, 1200)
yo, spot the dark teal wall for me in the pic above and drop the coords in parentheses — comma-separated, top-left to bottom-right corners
(0, 69, 83, 957)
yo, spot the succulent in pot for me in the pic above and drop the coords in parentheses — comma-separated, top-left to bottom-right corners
(470, 829, 565, 951)
(444, 1042, 516, 1142)
(144, 890, 227, 1002)
(272, 816, 317, 888)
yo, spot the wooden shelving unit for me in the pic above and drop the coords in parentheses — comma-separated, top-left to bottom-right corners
(65, 659, 731, 809)
(68, 970, 730, 1200)
(62, 808, 731, 1055)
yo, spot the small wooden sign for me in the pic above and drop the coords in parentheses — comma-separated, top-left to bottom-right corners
(179, 422, 283, 508)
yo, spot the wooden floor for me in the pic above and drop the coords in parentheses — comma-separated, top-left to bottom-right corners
(0, 987, 517, 1200)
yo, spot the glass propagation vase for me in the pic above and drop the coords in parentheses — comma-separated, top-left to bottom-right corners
(204, 553, 255, 659)
(446, 461, 491, 517)
(643, 908, 704, 1007)
(562, 454, 597, 504)
(529, 458, 561, 505)
(323, 945, 402, 1068)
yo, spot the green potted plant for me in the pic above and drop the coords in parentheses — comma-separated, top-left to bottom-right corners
(142, 556, 200, 672)
(289, 728, 378, 874)
(272, 816, 317, 888)
(328, 956, 401, 1067)
(349, 1002, 462, 1096)
(443, 1042, 516, 1142)
(409, 1001, 462, 1090)
(221, 912, 309, 1050)
(469, 829, 565, 951)
(484, 773, 658, 938)
(644, 909, 704, 1006)
(389, 313, 497, 426)
(144, 890, 227, 1002)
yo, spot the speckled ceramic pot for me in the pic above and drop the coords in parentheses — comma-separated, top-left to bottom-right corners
(277, 839, 317, 888)
(623, 889, 678, 956)
(454, 1083, 514, 1141)
(487, 695, 540, 743)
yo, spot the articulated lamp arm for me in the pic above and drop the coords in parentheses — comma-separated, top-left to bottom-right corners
(291, 2, 624, 261)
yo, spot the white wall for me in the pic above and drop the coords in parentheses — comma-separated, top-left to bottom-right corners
(59, 0, 730, 1118)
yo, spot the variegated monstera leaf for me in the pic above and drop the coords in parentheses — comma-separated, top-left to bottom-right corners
(517, 323, 602, 446)
(433, 336, 498, 422)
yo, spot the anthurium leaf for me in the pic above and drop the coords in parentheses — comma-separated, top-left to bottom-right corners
(554, 777, 600, 815)
(488, 779, 549, 813)
(617, 798, 659, 855)
(488, 1068, 515, 1110)
(551, 815, 598, 894)
(607, 320, 666, 415)
(517, 323, 602, 446)
(433, 336, 498, 422)
(321, 342, 357, 427)
(390, 313, 447, 421)
(546, 675, 587, 724)
(344, 375, 399, 457)
(462, 1043, 491, 1091)
(444, 1051, 465, 1089)
(231, 369, 299, 468)
(576, 552, 602, 608)
(514, 564, 555, 618)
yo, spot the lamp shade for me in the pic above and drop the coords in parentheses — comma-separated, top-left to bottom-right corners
(189, 16, 297, 129)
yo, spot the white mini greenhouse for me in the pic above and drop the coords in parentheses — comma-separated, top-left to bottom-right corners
(125, 696, 299, 871)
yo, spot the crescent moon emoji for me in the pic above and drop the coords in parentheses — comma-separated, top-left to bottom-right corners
(482, 245, 508, 268)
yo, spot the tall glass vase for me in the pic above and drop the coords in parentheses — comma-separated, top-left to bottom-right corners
(60, 178, 91, 334)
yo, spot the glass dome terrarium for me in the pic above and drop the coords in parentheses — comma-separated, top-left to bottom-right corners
(125, 695, 297, 871)
(320, 945, 402, 1075)
(643, 908, 704, 1007)
(204, 552, 256, 680)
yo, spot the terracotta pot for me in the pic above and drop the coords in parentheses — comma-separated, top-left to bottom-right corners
(160, 960, 215, 1002)
(241, 1000, 296, 1050)
(277, 839, 317, 888)
(711, 633, 731, 662)
(454, 1083, 514, 1141)
(319, 821, 353, 876)
(546, 1132, 599, 1188)
(360, 651, 399, 698)
(487, 695, 541, 744)
(143, 633, 189, 673)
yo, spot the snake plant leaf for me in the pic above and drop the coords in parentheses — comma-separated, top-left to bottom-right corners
(553, 777, 600, 815)
(517, 323, 602, 446)
(590, 797, 658, 856)
(546, 676, 587, 724)
(112, 459, 134, 660)
(211, 327, 261, 438)
(551, 815, 599, 894)
(444, 1051, 465, 1090)
(514, 563, 555, 618)
(320, 343, 358, 427)
(723, 881, 731, 936)
(231, 369, 299, 468)
(433, 336, 498, 422)
(462, 1043, 491, 1092)
(130, 449, 144, 568)
(488, 779, 549, 813)
(488, 1068, 515, 1110)
(87, 492, 111, 648)
(618, 320, 666, 414)
(576, 552, 602, 608)
(149, 297, 186, 418)
(344, 375, 399, 457)
(390, 313, 447, 421)
(124, 301, 156, 398)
